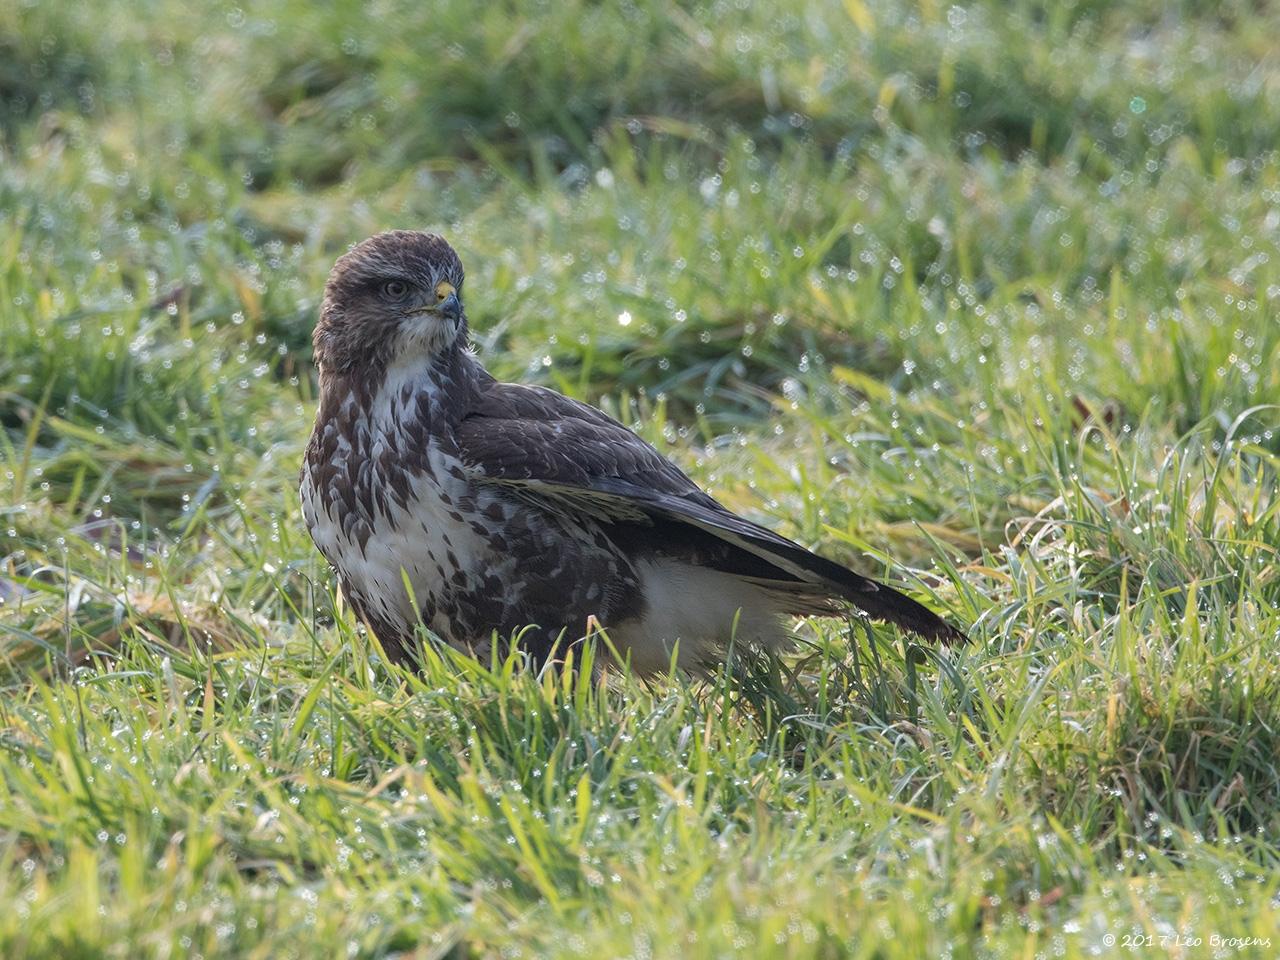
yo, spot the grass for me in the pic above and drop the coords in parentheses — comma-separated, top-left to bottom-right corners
(3, 0, 1280, 956)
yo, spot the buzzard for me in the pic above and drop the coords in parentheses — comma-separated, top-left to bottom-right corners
(301, 231, 963, 674)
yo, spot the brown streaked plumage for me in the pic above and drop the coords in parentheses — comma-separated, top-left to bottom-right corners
(300, 230, 964, 673)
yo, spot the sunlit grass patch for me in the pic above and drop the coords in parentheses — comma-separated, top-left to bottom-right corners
(3, 0, 1280, 955)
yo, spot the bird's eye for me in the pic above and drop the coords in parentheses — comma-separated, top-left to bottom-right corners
(380, 279, 409, 300)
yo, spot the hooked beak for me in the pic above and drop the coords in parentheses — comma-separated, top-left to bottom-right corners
(405, 292, 463, 338)
(438, 291, 462, 324)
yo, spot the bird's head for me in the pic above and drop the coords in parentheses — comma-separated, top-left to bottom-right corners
(315, 230, 467, 374)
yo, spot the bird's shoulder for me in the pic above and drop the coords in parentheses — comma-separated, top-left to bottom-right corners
(456, 374, 712, 503)
(464, 372, 619, 428)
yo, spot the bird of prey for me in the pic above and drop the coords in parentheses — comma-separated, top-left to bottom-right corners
(301, 231, 963, 674)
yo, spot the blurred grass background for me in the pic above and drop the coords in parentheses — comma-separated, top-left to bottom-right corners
(2, 0, 1280, 956)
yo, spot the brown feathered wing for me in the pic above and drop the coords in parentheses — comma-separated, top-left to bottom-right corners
(455, 376, 965, 644)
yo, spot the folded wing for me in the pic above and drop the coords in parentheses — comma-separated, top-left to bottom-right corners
(456, 377, 965, 644)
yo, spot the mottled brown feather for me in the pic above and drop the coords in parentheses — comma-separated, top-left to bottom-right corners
(302, 231, 966, 675)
